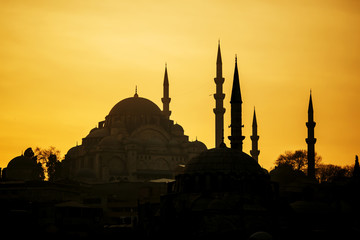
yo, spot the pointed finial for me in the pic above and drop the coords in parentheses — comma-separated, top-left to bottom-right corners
(235, 54, 237, 63)
(134, 85, 138, 97)
(253, 107, 257, 126)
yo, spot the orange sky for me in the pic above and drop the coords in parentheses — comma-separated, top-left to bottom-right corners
(0, 0, 359, 171)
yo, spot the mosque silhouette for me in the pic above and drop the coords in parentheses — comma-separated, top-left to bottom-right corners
(1, 43, 360, 239)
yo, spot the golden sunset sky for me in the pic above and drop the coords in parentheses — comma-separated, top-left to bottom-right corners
(1, 0, 359, 171)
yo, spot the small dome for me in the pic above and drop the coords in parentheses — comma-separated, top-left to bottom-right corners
(172, 123, 184, 136)
(185, 147, 263, 175)
(6, 148, 40, 181)
(66, 145, 82, 156)
(187, 140, 207, 151)
(86, 127, 109, 138)
(109, 96, 162, 117)
(7, 155, 37, 169)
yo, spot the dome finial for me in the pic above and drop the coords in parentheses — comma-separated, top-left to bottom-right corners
(219, 127, 227, 148)
(134, 85, 138, 97)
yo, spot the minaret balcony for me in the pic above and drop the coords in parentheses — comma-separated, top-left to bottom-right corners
(306, 122, 316, 128)
(214, 77, 225, 84)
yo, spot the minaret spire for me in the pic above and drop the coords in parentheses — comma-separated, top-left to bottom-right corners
(213, 41, 226, 147)
(228, 55, 245, 151)
(250, 107, 260, 162)
(306, 90, 316, 179)
(162, 63, 171, 119)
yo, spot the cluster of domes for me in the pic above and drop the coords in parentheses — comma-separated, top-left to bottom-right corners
(63, 92, 207, 182)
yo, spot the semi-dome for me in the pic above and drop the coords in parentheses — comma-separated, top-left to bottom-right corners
(86, 127, 109, 138)
(185, 146, 263, 175)
(172, 123, 184, 136)
(109, 96, 162, 117)
(186, 140, 207, 151)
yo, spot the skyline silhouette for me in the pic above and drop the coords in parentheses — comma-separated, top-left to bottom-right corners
(1, 41, 359, 239)
(0, 1, 359, 172)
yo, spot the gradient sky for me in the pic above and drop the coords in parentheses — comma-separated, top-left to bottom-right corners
(1, 0, 359, 171)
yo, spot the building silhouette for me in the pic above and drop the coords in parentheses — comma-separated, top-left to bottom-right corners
(2, 43, 360, 239)
(63, 65, 206, 182)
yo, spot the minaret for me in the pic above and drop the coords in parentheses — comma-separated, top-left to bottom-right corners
(213, 41, 226, 147)
(161, 64, 171, 119)
(306, 91, 316, 179)
(250, 108, 260, 162)
(228, 55, 245, 151)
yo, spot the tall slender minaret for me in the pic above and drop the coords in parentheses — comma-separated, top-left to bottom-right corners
(306, 91, 316, 179)
(250, 108, 260, 162)
(228, 55, 245, 151)
(161, 64, 171, 119)
(213, 41, 226, 147)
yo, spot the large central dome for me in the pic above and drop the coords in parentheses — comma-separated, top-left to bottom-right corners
(109, 96, 163, 117)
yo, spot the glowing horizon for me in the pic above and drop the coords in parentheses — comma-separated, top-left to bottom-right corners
(1, 0, 359, 171)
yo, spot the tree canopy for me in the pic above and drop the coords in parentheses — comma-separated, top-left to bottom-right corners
(274, 150, 355, 182)
(34, 146, 63, 181)
(274, 149, 322, 172)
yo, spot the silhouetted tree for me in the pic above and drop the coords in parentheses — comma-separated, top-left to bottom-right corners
(35, 161, 45, 181)
(317, 164, 353, 183)
(275, 150, 322, 172)
(34, 146, 63, 181)
(46, 154, 62, 182)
